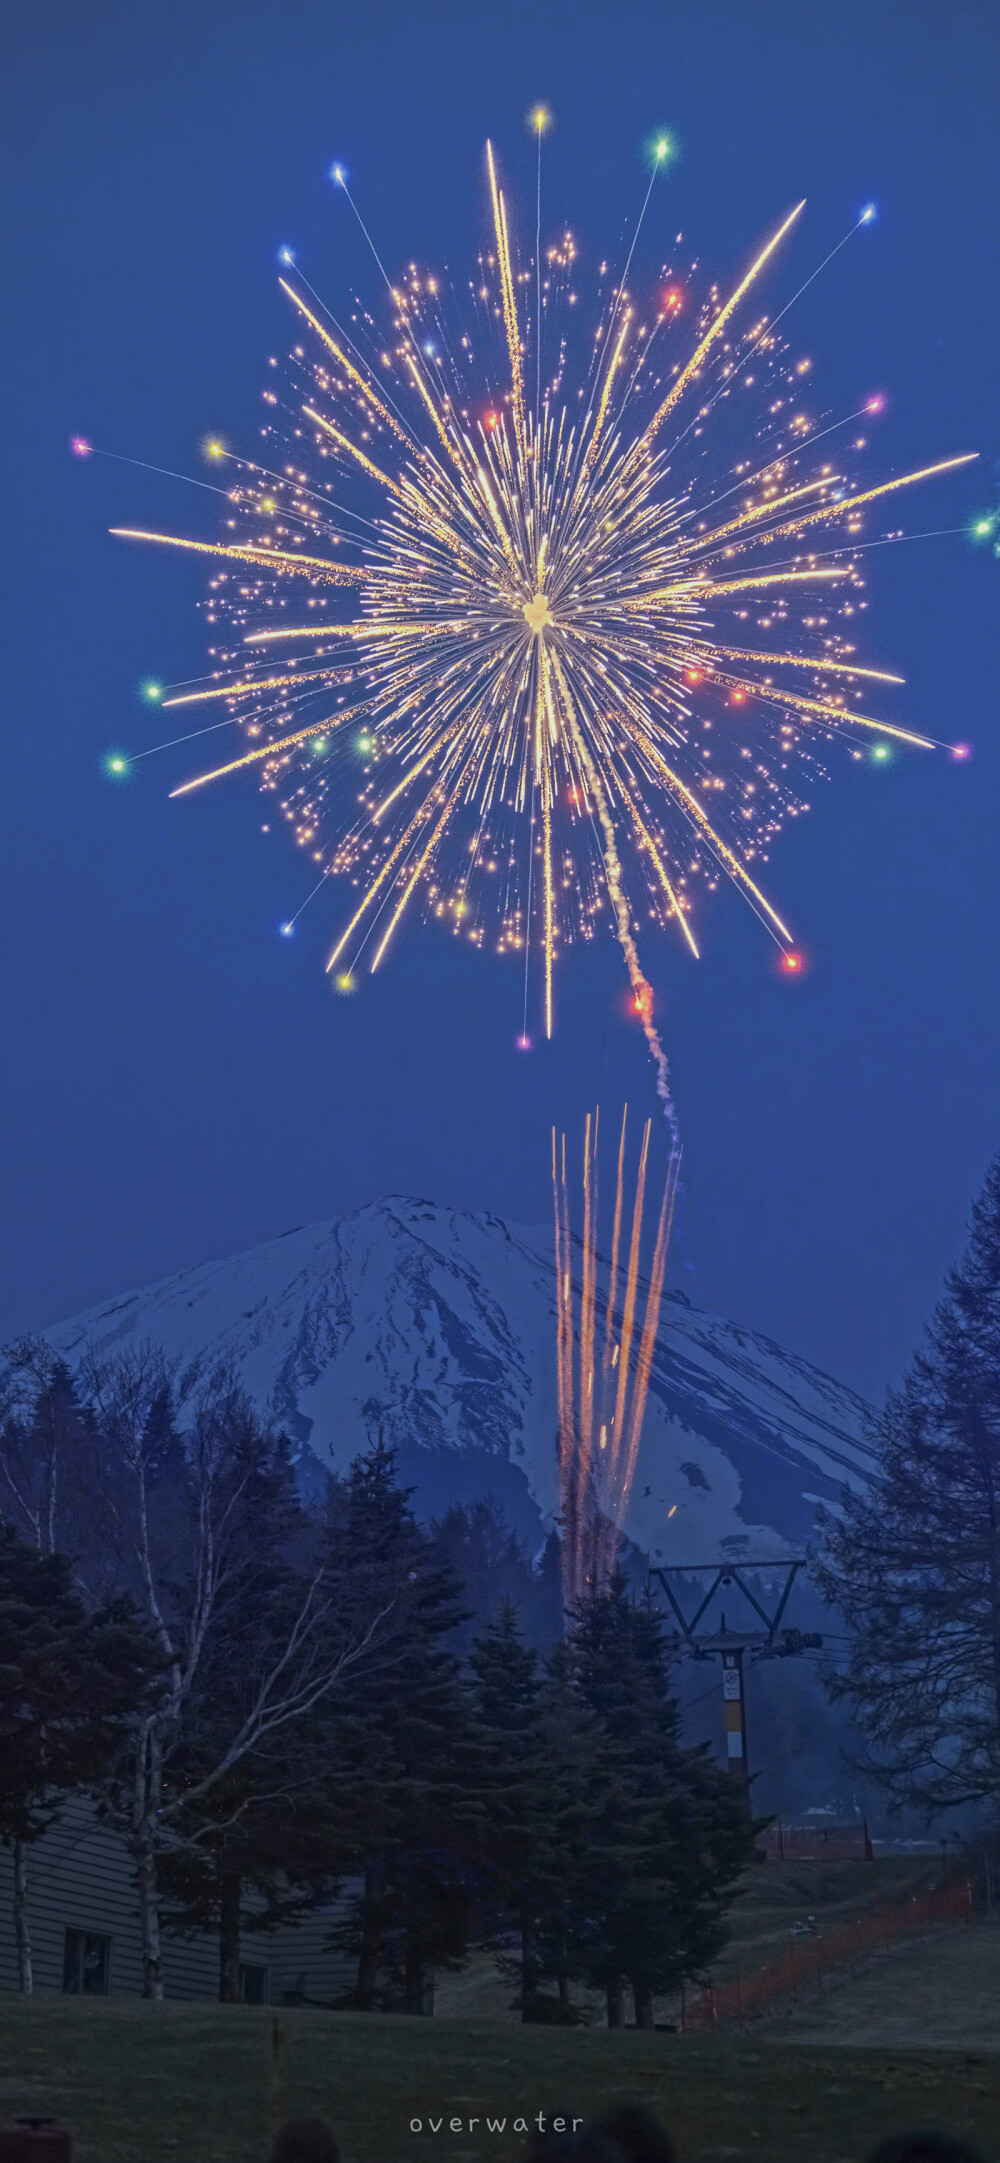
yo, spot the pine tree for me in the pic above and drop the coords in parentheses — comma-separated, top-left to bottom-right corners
(0, 1522, 159, 1991)
(432, 1500, 540, 1651)
(326, 1437, 479, 2012)
(158, 1723, 339, 2002)
(469, 1601, 564, 2018)
(816, 1155, 1000, 1816)
(0, 1349, 102, 1569)
(568, 1578, 757, 2026)
(524, 1632, 614, 2021)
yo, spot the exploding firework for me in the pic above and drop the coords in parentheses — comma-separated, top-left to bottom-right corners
(553, 1106, 680, 1605)
(110, 130, 975, 1084)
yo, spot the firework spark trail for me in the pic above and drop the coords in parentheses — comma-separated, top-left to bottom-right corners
(162, 671, 336, 708)
(109, 530, 372, 583)
(554, 1107, 680, 1603)
(369, 774, 467, 970)
(620, 1151, 679, 1511)
(663, 210, 881, 470)
(112, 132, 977, 1066)
(604, 1106, 628, 1370)
(534, 114, 543, 416)
(552, 1126, 577, 1605)
(711, 647, 904, 684)
(640, 200, 806, 448)
(578, 1110, 598, 1480)
(756, 454, 980, 545)
(628, 796, 700, 958)
(279, 281, 412, 446)
(627, 725, 794, 941)
(551, 1126, 568, 1456)
(538, 683, 556, 1038)
(486, 141, 526, 461)
(325, 790, 446, 968)
(610, 1115, 651, 1469)
(551, 643, 679, 1137)
(728, 681, 933, 749)
(587, 310, 632, 473)
(169, 717, 354, 796)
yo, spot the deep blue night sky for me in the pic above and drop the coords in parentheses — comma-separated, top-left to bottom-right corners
(2, 0, 997, 1401)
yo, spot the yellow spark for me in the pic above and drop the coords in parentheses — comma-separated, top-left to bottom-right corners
(161, 670, 331, 708)
(169, 717, 344, 796)
(325, 795, 433, 970)
(634, 727, 793, 939)
(622, 1158, 678, 1504)
(605, 1106, 628, 1365)
(486, 141, 526, 459)
(610, 1118, 650, 1463)
(370, 775, 466, 972)
(302, 405, 405, 496)
(642, 200, 806, 446)
(629, 566, 848, 607)
(542, 749, 555, 1039)
(761, 453, 979, 540)
(579, 1111, 597, 1470)
(278, 280, 411, 444)
(110, 530, 371, 584)
(403, 352, 461, 461)
(700, 477, 841, 546)
(629, 797, 700, 956)
(587, 311, 631, 471)
(713, 645, 904, 685)
(746, 681, 933, 748)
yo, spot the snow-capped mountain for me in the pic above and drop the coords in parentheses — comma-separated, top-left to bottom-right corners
(39, 1197, 874, 1563)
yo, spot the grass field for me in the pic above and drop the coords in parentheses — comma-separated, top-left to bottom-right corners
(1, 1997, 997, 2163)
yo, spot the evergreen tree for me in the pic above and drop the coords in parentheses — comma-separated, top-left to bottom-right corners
(469, 1601, 563, 2018)
(0, 1521, 158, 1991)
(469, 1601, 630, 2024)
(518, 1629, 614, 2021)
(433, 1500, 540, 1652)
(158, 1724, 339, 2002)
(816, 1155, 1000, 1816)
(0, 1350, 103, 1571)
(568, 1578, 757, 2026)
(326, 1437, 480, 2012)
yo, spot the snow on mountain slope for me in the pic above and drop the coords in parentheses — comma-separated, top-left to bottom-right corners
(39, 1197, 875, 1563)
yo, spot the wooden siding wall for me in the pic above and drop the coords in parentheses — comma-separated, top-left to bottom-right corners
(0, 1801, 358, 2004)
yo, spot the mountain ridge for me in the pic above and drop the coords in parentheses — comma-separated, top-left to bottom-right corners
(36, 1194, 875, 1564)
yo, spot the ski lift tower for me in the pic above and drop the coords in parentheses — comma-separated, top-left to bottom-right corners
(648, 1559, 822, 1803)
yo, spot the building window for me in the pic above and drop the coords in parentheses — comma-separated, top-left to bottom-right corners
(239, 1962, 269, 2005)
(63, 1928, 111, 1995)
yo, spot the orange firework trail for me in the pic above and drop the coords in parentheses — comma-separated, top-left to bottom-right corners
(554, 1106, 681, 1606)
(109, 129, 977, 1071)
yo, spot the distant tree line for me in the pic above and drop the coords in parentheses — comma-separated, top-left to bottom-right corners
(0, 1346, 755, 2020)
